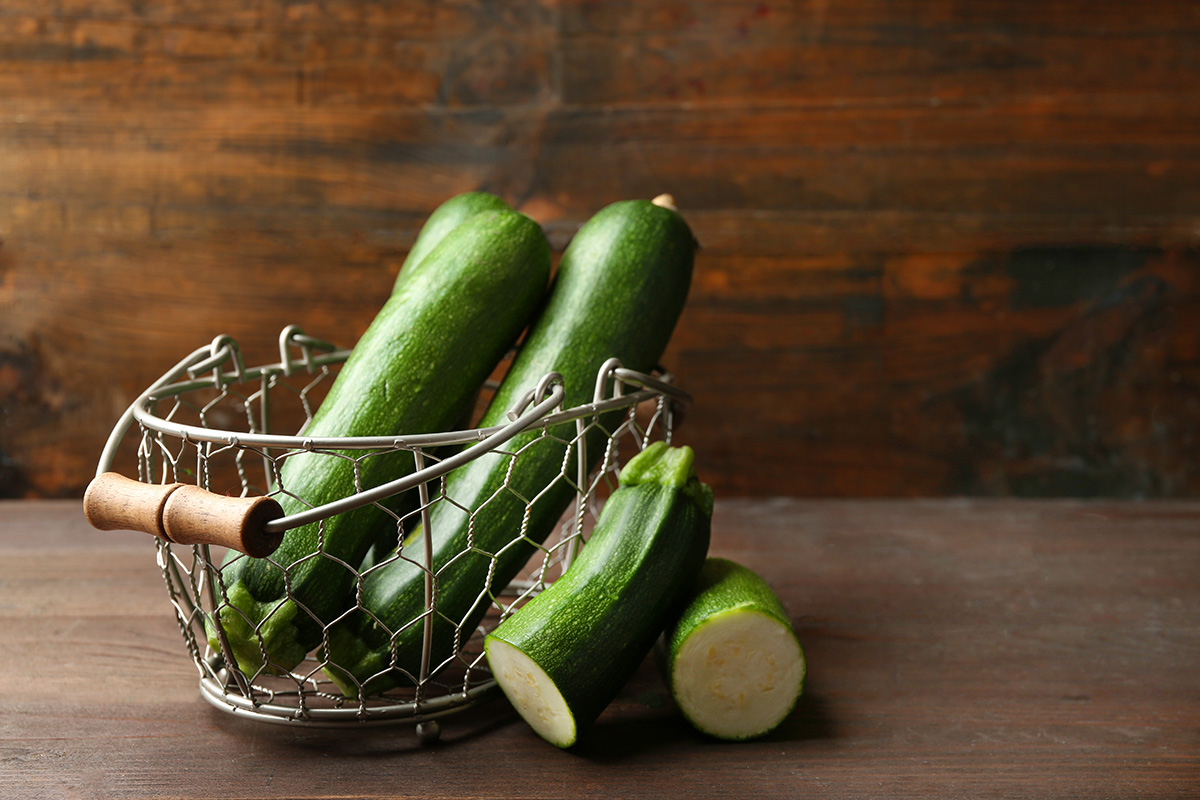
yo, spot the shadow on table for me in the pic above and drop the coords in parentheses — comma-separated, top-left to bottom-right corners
(572, 691, 835, 762)
(203, 686, 834, 761)
(767, 691, 836, 742)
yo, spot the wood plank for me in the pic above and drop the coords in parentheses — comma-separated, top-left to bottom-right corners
(521, 101, 1200, 226)
(5, 96, 1200, 244)
(0, 107, 540, 224)
(558, 0, 1200, 106)
(560, 0, 1200, 36)
(0, 2, 557, 109)
(0, 499, 1196, 798)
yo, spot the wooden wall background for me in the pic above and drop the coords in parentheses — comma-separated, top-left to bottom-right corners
(2, 1, 1199, 499)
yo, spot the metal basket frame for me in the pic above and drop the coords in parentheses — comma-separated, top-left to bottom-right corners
(96, 326, 690, 733)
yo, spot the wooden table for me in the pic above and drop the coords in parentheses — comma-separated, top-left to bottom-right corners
(2, 498, 1196, 799)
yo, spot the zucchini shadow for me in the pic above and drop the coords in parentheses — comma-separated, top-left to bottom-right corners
(567, 688, 835, 762)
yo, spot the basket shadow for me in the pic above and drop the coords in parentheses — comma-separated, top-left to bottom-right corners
(202, 681, 835, 759)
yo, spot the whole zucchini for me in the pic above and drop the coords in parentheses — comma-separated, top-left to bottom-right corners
(485, 442, 713, 748)
(210, 209, 551, 676)
(660, 558, 806, 741)
(363, 191, 514, 565)
(323, 198, 698, 697)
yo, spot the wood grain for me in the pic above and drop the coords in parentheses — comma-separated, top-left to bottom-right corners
(0, 498, 1196, 799)
(2, 0, 1199, 498)
(558, 1, 1200, 107)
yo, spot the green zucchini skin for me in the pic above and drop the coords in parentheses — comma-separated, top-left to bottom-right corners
(661, 558, 806, 741)
(485, 443, 713, 747)
(395, 191, 511, 291)
(209, 209, 551, 676)
(664, 560, 798, 651)
(323, 199, 698, 697)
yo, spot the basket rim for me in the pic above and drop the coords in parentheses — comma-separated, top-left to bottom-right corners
(132, 369, 685, 450)
(96, 327, 691, 535)
(103, 326, 690, 454)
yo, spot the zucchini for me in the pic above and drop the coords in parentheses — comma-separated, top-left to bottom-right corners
(323, 197, 698, 697)
(660, 558, 806, 741)
(364, 191, 514, 566)
(484, 442, 713, 748)
(209, 209, 551, 676)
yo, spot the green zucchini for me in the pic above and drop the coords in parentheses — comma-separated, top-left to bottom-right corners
(484, 442, 713, 748)
(209, 209, 551, 676)
(323, 197, 698, 698)
(660, 558, 806, 741)
(363, 191, 514, 566)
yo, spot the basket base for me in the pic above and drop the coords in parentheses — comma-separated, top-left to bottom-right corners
(197, 674, 501, 730)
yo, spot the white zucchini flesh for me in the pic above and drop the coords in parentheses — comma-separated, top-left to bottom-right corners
(486, 638, 576, 748)
(671, 606, 806, 740)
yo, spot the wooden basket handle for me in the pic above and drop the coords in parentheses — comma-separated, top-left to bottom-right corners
(83, 472, 286, 558)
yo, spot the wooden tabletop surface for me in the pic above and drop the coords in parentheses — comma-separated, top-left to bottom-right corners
(2, 497, 1196, 799)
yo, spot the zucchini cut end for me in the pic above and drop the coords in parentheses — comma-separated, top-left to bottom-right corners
(485, 636, 577, 748)
(671, 607, 805, 741)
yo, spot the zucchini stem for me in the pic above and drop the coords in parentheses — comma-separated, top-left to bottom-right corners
(651, 193, 678, 211)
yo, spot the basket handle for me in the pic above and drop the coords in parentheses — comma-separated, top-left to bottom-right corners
(83, 472, 285, 558)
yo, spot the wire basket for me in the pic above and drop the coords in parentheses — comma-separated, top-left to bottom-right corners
(85, 326, 689, 738)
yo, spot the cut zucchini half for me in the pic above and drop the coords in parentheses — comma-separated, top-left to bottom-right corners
(484, 638, 576, 748)
(484, 443, 712, 748)
(671, 606, 805, 740)
(662, 558, 805, 741)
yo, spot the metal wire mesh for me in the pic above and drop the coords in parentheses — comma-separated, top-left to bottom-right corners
(100, 327, 686, 729)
